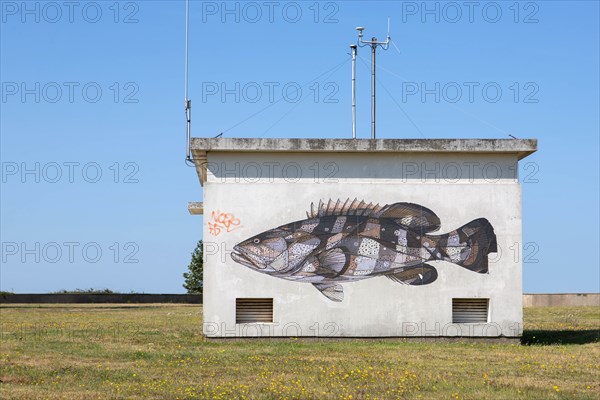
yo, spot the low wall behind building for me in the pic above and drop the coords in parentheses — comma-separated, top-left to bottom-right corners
(523, 293, 600, 307)
(1, 293, 597, 307)
(0, 293, 202, 304)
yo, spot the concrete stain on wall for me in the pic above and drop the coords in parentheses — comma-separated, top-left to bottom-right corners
(231, 199, 497, 302)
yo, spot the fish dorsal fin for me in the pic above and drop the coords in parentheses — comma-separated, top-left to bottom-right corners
(375, 203, 441, 232)
(385, 264, 438, 285)
(313, 283, 344, 302)
(307, 198, 384, 218)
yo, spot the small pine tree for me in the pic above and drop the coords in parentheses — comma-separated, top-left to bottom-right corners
(183, 240, 203, 295)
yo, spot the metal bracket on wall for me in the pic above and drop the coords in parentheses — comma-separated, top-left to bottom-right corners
(188, 202, 204, 215)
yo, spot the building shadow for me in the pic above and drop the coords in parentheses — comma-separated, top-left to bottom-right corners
(522, 329, 600, 345)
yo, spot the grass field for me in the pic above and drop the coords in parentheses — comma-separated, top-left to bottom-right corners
(0, 305, 598, 399)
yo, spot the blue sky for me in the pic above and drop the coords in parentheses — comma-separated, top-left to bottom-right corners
(1, 1, 598, 293)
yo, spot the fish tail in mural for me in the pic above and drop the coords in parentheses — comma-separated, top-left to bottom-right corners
(428, 218, 497, 274)
(231, 198, 498, 302)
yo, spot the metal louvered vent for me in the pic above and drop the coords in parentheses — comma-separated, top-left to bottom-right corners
(452, 298, 489, 323)
(236, 298, 273, 323)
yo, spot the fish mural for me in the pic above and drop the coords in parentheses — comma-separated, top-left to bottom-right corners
(231, 199, 497, 302)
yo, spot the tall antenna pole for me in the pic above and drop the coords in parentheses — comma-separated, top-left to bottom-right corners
(184, 0, 192, 161)
(356, 20, 391, 140)
(371, 40, 376, 139)
(350, 44, 357, 139)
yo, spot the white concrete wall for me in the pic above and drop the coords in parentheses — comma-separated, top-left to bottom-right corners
(202, 152, 523, 337)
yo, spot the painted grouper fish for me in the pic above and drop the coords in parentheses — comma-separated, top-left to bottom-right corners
(231, 199, 497, 302)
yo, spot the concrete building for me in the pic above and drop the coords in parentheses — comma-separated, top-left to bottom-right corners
(189, 138, 537, 338)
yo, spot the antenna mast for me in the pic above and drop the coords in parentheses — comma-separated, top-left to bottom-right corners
(184, 0, 192, 162)
(356, 19, 391, 139)
(349, 44, 357, 139)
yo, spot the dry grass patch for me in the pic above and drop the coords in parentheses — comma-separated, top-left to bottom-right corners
(1, 304, 598, 399)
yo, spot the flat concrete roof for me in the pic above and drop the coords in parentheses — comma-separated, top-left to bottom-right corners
(190, 138, 537, 186)
(192, 138, 536, 158)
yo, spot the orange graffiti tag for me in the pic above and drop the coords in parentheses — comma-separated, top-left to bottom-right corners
(209, 210, 241, 236)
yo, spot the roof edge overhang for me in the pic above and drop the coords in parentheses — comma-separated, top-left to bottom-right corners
(190, 138, 537, 186)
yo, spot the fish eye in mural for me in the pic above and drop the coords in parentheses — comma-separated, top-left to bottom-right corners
(231, 198, 497, 302)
